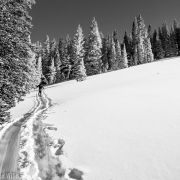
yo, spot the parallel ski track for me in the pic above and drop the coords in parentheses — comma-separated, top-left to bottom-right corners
(0, 91, 50, 178)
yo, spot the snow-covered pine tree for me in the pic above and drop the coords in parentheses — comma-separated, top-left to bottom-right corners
(42, 35, 50, 81)
(71, 25, 87, 81)
(116, 40, 122, 69)
(54, 44, 61, 83)
(112, 29, 118, 44)
(36, 53, 43, 82)
(47, 57, 56, 84)
(109, 38, 117, 71)
(137, 36, 144, 64)
(170, 26, 178, 57)
(137, 14, 146, 40)
(123, 31, 133, 66)
(46, 39, 57, 84)
(137, 15, 146, 63)
(144, 37, 154, 63)
(0, 0, 36, 123)
(120, 44, 128, 68)
(99, 32, 104, 42)
(132, 17, 139, 65)
(136, 15, 154, 64)
(32, 41, 43, 84)
(143, 29, 154, 63)
(85, 18, 102, 76)
(65, 34, 72, 64)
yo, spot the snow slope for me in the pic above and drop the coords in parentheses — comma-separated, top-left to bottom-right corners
(43, 57, 180, 180)
(2, 57, 179, 180)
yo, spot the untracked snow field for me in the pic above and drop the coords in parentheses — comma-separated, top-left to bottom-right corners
(43, 58, 180, 180)
(7, 57, 180, 180)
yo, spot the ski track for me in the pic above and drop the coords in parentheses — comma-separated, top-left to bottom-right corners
(0, 92, 50, 179)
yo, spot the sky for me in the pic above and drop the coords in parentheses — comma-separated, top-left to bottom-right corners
(29, 0, 180, 44)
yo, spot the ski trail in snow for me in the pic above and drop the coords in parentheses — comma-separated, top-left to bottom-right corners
(0, 91, 50, 178)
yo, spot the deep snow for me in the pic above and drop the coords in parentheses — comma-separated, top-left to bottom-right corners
(4, 57, 180, 180)
(43, 57, 180, 180)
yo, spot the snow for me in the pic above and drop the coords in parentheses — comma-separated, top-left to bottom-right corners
(0, 91, 36, 141)
(1, 57, 180, 180)
(10, 91, 36, 120)
(43, 57, 180, 180)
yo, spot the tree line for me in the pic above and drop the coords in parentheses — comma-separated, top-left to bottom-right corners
(1, 0, 180, 124)
(35, 15, 180, 86)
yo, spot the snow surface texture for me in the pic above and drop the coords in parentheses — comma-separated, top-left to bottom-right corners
(0, 91, 36, 142)
(18, 94, 41, 180)
(43, 57, 180, 180)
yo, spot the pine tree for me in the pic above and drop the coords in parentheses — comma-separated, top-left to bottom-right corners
(132, 17, 139, 45)
(58, 37, 66, 81)
(54, 44, 61, 83)
(46, 39, 57, 84)
(135, 15, 154, 64)
(161, 22, 171, 57)
(47, 57, 56, 84)
(112, 29, 118, 44)
(71, 25, 87, 81)
(123, 31, 133, 66)
(132, 17, 139, 65)
(101, 35, 109, 73)
(120, 44, 128, 68)
(42, 35, 50, 80)
(170, 26, 178, 57)
(177, 28, 180, 55)
(36, 53, 43, 82)
(144, 36, 154, 63)
(156, 38, 165, 60)
(173, 19, 180, 55)
(32, 42, 43, 83)
(137, 36, 144, 64)
(58, 36, 72, 80)
(133, 45, 138, 65)
(99, 32, 104, 41)
(0, 0, 36, 123)
(86, 18, 102, 75)
(137, 14, 146, 39)
(148, 25, 153, 45)
(109, 38, 116, 71)
(158, 27, 163, 43)
(152, 30, 158, 59)
(116, 40, 122, 69)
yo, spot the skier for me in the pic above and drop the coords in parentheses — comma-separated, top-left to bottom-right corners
(37, 77, 47, 96)
(37, 83, 44, 96)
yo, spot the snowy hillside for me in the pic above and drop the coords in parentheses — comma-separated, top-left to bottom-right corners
(9, 57, 180, 180)
(42, 57, 180, 180)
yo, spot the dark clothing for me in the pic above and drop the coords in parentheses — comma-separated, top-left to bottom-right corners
(37, 78, 48, 96)
(37, 83, 44, 96)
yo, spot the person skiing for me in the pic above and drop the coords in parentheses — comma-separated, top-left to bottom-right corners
(37, 77, 48, 96)
(37, 83, 44, 96)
